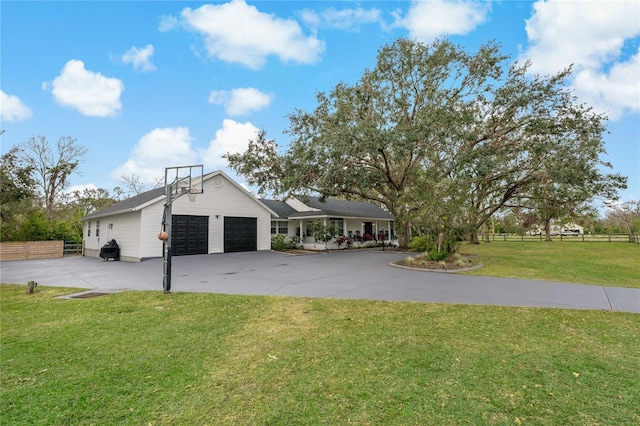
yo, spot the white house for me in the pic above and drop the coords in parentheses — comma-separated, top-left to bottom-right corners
(261, 196, 395, 249)
(82, 171, 276, 262)
(83, 170, 397, 260)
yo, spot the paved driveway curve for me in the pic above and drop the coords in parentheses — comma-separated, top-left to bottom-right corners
(1, 251, 638, 313)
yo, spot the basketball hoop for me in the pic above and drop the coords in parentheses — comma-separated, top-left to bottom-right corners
(161, 164, 204, 294)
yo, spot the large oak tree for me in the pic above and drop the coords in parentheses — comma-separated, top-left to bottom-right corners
(226, 38, 625, 248)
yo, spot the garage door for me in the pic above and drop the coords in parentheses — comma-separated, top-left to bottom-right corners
(171, 215, 208, 256)
(224, 217, 257, 253)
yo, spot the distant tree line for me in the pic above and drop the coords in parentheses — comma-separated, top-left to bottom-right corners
(0, 133, 153, 242)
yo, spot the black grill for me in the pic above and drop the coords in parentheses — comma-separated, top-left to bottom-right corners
(99, 239, 120, 261)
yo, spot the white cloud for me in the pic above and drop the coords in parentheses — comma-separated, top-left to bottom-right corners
(46, 60, 124, 117)
(0, 90, 32, 122)
(159, 15, 179, 32)
(180, 0, 325, 69)
(208, 87, 273, 116)
(520, 0, 640, 120)
(300, 7, 382, 31)
(63, 183, 98, 194)
(200, 119, 259, 169)
(112, 127, 198, 183)
(521, 1, 639, 75)
(122, 44, 156, 72)
(572, 48, 640, 120)
(398, 0, 490, 41)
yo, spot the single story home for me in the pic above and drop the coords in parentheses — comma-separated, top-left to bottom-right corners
(261, 196, 395, 249)
(82, 171, 395, 261)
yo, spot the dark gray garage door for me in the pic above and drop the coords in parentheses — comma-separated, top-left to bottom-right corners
(171, 215, 208, 256)
(224, 217, 257, 253)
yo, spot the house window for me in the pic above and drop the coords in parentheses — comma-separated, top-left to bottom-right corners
(329, 218, 344, 236)
(96, 220, 100, 237)
(278, 221, 288, 234)
(87, 221, 91, 237)
(271, 220, 289, 235)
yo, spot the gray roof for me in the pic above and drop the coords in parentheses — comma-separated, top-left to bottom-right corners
(264, 197, 394, 220)
(83, 187, 165, 220)
(259, 199, 297, 218)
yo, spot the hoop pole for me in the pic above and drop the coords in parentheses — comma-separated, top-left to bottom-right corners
(162, 200, 172, 293)
(161, 165, 203, 294)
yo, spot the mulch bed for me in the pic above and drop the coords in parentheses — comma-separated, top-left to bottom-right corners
(395, 253, 480, 271)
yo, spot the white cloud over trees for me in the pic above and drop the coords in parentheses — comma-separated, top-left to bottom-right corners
(200, 119, 259, 169)
(398, 0, 490, 40)
(111, 120, 259, 184)
(112, 127, 198, 183)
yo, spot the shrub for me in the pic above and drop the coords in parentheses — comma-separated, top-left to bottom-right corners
(288, 235, 302, 250)
(426, 249, 448, 261)
(408, 235, 430, 252)
(272, 234, 302, 251)
(271, 234, 289, 251)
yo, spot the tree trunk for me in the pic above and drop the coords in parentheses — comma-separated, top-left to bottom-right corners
(467, 230, 479, 244)
(544, 218, 552, 242)
(390, 207, 412, 249)
(395, 217, 411, 249)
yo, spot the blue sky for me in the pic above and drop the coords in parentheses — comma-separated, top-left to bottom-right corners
(1, 0, 639, 207)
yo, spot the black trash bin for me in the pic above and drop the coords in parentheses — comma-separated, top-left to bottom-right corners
(99, 239, 120, 261)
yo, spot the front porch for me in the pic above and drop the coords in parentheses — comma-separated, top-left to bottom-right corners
(292, 217, 396, 250)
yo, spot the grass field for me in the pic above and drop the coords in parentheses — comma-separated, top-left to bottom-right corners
(460, 242, 640, 288)
(1, 284, 639, 425)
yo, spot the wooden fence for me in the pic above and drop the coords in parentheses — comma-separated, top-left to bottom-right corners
(63, 242, 83, 256)
(0, 241, 65, 261)
(489, 233, 639, 244)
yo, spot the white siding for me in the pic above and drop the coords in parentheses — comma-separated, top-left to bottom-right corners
(140, 201, 166, 259)
(83, 212, 142, 260)
(135, 173, 272, 257)
(84, 172, 273, 261)
(103, 212, 142, 260)
(84, 220, 102, 252)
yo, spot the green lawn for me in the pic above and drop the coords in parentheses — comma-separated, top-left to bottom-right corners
(460, 241, 640, 288)
(2, 285, 639, 425)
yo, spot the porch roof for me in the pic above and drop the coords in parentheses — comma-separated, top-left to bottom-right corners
(259, 199, 297, 218)
(263, 196, 394, 220)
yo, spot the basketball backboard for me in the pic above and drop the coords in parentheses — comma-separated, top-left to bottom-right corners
(164, 165, 204, 200)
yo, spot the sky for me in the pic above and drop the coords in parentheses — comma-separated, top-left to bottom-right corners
(1, 0, 639, 207)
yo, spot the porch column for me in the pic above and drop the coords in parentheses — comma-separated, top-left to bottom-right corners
(299, 220, 304, 241)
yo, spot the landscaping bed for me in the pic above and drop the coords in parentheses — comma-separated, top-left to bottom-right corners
(394, 252, 481, 271)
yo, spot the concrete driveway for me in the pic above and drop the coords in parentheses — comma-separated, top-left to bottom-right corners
(1, 250, 638, 313)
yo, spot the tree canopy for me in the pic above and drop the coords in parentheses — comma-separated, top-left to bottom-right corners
(226, 38, 626, 248)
